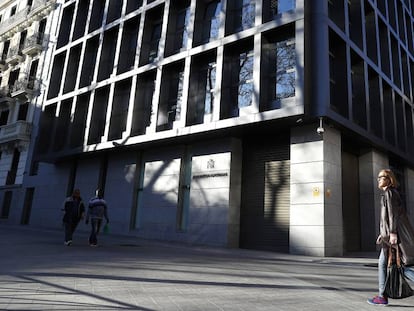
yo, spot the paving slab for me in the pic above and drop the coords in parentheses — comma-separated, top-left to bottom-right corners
(0, 225, 413, 310)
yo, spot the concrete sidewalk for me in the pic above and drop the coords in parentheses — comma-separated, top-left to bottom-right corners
(0, 225, 413, 310)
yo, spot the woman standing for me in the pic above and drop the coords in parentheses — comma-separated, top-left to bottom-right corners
(367, 169, 414, 306)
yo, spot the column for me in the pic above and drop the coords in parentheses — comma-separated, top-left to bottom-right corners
(290, 123, 343, 256)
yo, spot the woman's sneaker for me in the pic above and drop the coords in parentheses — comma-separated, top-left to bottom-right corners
(367, 295, 388, 306)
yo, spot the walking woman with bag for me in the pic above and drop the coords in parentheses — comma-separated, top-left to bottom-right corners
(367, 169, 414, 306)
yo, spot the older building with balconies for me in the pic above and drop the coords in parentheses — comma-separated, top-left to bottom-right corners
(0, 0, 56, 222)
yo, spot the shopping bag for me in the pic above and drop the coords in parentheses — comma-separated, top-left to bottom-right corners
(384, 246, 414, 299)
(103, 223, 109, 234)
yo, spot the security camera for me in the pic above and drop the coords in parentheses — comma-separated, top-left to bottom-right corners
(316, 117, 324, 135)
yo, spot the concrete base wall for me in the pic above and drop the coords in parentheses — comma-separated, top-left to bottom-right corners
(290, 124, 343, 256)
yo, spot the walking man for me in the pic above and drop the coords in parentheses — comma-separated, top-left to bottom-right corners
(86, 189, 109, 246)
(62, 189, 85, 246)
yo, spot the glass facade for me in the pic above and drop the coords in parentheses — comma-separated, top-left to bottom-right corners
(328, 0, 414, 157)
(39, 0, 302, 156)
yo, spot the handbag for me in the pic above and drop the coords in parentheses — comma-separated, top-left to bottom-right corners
(398, 214, 414, 266)
(384, 246, 414, 299)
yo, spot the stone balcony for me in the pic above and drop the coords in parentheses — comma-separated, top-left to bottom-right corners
(0, 121, 32, 148)
(5, 47, 24, 65)
(11, 77, 39, 100)
(21, 33, 47, 56)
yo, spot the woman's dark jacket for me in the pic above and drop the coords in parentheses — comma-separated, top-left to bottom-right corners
(62, 196, 85, 223)
(380, 187, 414, 266)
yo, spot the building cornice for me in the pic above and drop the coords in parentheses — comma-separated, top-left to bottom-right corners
(0, 0, 56, 41)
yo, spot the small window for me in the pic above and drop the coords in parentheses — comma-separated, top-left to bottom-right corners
(10, 6, 17, 16)
(18, 103, 29, 121)
(0, 110, 9, 126)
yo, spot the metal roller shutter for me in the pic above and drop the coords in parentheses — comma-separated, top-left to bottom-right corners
(240, 135, 290, 252)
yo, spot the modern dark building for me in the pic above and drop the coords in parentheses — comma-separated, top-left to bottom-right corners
(2, 0, 414, 257)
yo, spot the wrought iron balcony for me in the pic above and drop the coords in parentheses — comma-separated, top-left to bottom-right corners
(0, 121, 32, 146)
(22, 32, 46, 56)
(11, 76, 39, 100)
(5, 46, 24, 65)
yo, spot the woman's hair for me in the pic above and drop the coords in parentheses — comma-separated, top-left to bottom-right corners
(379, 169, 399, 188)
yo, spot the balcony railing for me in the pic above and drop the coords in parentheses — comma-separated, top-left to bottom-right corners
(5, 46, 24, 65)
(0, 0, 56, 39)
(22, 32, 47, 55)
(0, 121, 32, 146)
(11, 76, 39, 99)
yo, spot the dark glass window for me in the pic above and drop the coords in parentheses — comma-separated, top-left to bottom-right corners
(157, 63, 184, 131)
(118, 15, 140, 74)
(350, 52, 367, 129)
(165, 2, 191, 56)
(187, 53, 217, 125)
(264, 0, 295, 22)
(80, 36, 99, 87)
(149, 22, 162, 62)
(53, 99, 72, 151)
(348, 0, 363, 49)
(131, 71, 156, 136)
(38, 104, 57, 153)
(221, 40, 254, 119)
(57, 4, 75, 48)
(202, 0, 221, 43)
(63, 45, 82, 93)
(365, 3, 378, 65)
(274, 39, 295, 104)
(108, 79, 132, 140)
(73, 0, 90, 40)
(237, 50, 254, 109)
(226, 0, 255, 34)
(261, 27, 296, 112)
(70, 92, 90, 148)
(97, 27, 119, 81)
(47, 53, 66, 99)
(139, 6, 164, 66)
(368, 67, 382, 138)
(89, 0, 105, 32)
(88, 86, 109, 144)
(329, 31, 348, 118)
(107, 0, 123, 24)
(126, 0, 143, 14)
